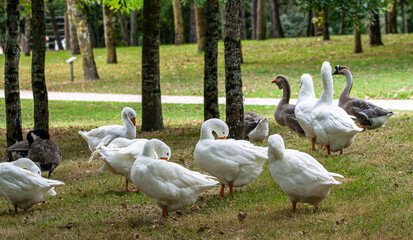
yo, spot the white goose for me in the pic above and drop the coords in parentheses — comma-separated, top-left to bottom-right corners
(295, 74, 318, 150)
(311, 62, 363, 155)
(78, 107, 137, 162)
(131, 139, 218, 218)
(98, 138, 149, 191)
(244, 112, 269, 143)
(268, 134, 343, 211)
(194, 118, 268, 197)
(0, 158, 65, 213)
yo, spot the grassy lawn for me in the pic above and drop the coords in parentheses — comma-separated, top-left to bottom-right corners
(0, 100, 412, 239)
(0, 34, 412, 99)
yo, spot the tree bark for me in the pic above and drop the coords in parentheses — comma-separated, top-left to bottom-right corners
(251, 0, 257, 39)
(142, 0, 164, 131)
(387, 0, 398, 34)
(241, 0, 247, 40)
(195, 5, 205, 52)
(369, 10, 383, 46)
(64, 11, 71, 50)
(67, 2, 80, 55)
(68, 0, 99, 80)
(190, 0, 197, 43)
(23, 13, 31, 56)
(322, 10, 330, 40)
(220, 4, 226, 41)
(130, 10, 138, 46)
(46, 0, 63, 50)
(118, 11, 130, 46)
(256, 0, 266, 40)
(354, 25, 362, 53)
(32, 0, 49, 131)
(306, 9, 314, 37)
(339, 11, 345, 35)
(172, 0, 185, 45)
(102, 3, 117, 64)
(224, 0, 244, 139)
(270, 0, 283, 38)
(4, 0, 22, 161)
(204, 0, 220, 121)
(401, 0, 407, 33)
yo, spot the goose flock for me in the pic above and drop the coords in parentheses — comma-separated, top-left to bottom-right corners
(1, 61, 395, 218)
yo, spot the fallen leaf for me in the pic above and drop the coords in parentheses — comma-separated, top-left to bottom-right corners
(394, 183, 399, 187)
(121, 203, 128, 209)
(63, 222, 73, 230)
(336, 217, 345, 225)
(237, 211, 247, 222)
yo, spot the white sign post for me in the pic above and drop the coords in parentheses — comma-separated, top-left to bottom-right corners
(66, 57, 77, 81)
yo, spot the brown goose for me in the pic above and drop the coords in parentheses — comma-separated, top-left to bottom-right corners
(333, 65, 394, 129)
(272, 75, 305, 137)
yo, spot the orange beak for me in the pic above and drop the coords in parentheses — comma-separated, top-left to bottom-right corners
(219, 136, 227, 140)
(131, 117, 136, 126)
(160, 157, 168, 161)
(272, 78, 277, 83)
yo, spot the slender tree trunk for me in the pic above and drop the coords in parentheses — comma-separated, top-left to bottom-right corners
(32, 0, 49, 131)
(102, 4, 117, 64)
(118, 12, 130, 46)
(142, 0, 163, 131)
(354, 25, 362, 53)
(204, 0, 220, 121)
(385, 10, 389, 34)
(401, 0, 407, 33)
(130, 10, 138, 46)
(314, 11, 323, 36)
(306, 10, 314, 37)
(251, 0, 257, 39)
(369, 10, 383, 46)
(241, 0, 247, 40)
(4, 0, 22, 161)
(190, 0, 197, 43)
(172, 0, 185, 45)
(68, 0, 99, 80)
(339, 11, 345, 35)
(47, 0, 63, 50)
(64, 11, 71, 50)
(322, 10, 330, 40)
(256, 0, 266, 40)
(67, 2, 80, 55)
(195, 5, 205, 52)
(23, 13, 31, 56)
(224, 0, 244, 139)
(270, 0, 283, 38)
(220, 4, 226, 41)
(387, 0, 398, 34)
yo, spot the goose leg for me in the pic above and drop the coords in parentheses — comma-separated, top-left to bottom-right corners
(229, 181, 234, 194)
(14, 204, 18, 213)
(326, 145, 331, 155)
(161, 206, 169, 218)
(311, 137, 316, 151)
(292, 201, 297, 212)
(219, 183, 225, 197)
(340, 149, 343, 155)
(125, 180, 130, 192)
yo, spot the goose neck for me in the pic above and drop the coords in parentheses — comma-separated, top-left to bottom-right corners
(319, 73, 334, 105)
(200, 122, 215, 140)
(340, 70, 353, 102)
(279, 79, 291, 105)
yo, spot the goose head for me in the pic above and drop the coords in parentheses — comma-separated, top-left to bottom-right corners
(142, 139, 171, 161)
(27, 129, 50, 146)
(298, 74, 315, 98)
(122, 107, 137, 126)
(272, 75, 288, 90)
(200, 118, 229, 140)
(257, 117, 269, 130)
(332, 65, 351, 76)
(11, 158, 42, 175)
(268, 134, 285, 161)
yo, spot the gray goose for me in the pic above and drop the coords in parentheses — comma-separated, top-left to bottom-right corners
(272, 75, 305, 137)
(244, 112, 269, 142)
(333, 65, 394, 130)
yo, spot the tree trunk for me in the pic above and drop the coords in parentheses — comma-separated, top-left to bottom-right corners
(4, 0, 22, 161)
(401, 0, 407, 33)
(322, 10, 330, 40)
(46, 0, 63, 50)
(68, 0, 99, 80)
(23, 13, 31, 56)
(142, 0, 164, 131)
(385, 10, 389, 34)
(102, 4, 117, 64)
(32, 0, 49, 131)
(369, 10, 383, 46)
(224, 0, 244, 139)
(241, 0, 247, 40)
(67, 2, 80, 55)
(64, 11, 71, 50)
(220, 4, 226, 41)
(251, 0, 257, 39)
(195, 5, 205, 52)
(172, 0, 185, 45)
(339, 11, 345, 35)
(354, 26, 362, 53)
(118, 11, 130, 46)
(270, 0, 283, 38)
(387, 0, 398, 34)
(314, 11, 323, 36)
(190, 0, 197, 43)
(204, 0, 220, 121)
(306, 10, 314, 37)
(256, 0, 266, 40)
(130, 10, 138, 46)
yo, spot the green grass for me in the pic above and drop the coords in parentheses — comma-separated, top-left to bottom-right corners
(0, 100, 412, 239)
(0, 34, 412, 99)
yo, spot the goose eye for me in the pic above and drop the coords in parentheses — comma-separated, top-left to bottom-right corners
(167, 153, 169, 156)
